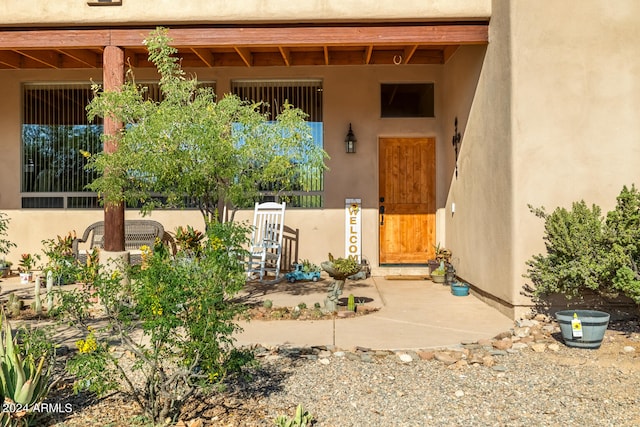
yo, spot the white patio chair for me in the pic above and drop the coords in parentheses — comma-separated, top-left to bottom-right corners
(247, 201, 286, 281)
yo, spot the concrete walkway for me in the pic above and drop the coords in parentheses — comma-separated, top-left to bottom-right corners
(0, 274, 515, 351)
(235, 276, 514, 350)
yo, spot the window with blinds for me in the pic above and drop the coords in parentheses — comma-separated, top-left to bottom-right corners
(231, 80, 324, 208)
(21, 81, 215, 209)
(22, 83, 102, 208)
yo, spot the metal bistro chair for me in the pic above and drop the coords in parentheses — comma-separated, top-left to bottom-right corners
(247, 201, 286, 281)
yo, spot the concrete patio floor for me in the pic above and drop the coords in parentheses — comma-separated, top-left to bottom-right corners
(236, 275, 514, 350)
(0, 273, 515, 351)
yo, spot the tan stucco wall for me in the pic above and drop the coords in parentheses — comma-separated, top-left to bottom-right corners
(510, 0, 640, 314)
(1, 0, 490, 26)
(1, 57, 477, 267)
(443, 0, 640, 318)
(442, 1, 513, 311)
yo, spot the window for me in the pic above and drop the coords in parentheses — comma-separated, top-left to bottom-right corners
(21, 82, 215, 209)
(22, 83, 103, 208)
(232, 79, 324, 208)
(380, 83, 434, 118)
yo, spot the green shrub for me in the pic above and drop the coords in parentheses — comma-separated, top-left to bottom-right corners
(0, 213, 16, 263)
(526, 185, 640, 305)
(61, 220, 254, 423)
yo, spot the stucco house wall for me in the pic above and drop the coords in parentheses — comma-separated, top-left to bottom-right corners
(443, 0, 640, 318)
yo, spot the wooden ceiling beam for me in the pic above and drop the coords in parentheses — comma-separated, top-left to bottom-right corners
(234, 47, 252, 67)
(191, 48, 215, 67)
(403, 45, 418, 64)
(0, 51, 22, 68)
(443, 45, 459, 63)
(56, 49, 100, 68)
(278, 46, 291, 66)
(0, 24, 487, 49)
(16, 50, 59, 68)
(0, 29, 111, 49)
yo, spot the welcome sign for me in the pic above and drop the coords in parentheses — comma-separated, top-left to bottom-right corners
(345, 198, 362, 262)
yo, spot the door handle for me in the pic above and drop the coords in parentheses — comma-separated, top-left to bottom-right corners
(379, 205, 385, 225)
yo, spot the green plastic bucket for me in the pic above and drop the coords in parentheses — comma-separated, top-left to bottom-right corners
(555, 310, 610, 349)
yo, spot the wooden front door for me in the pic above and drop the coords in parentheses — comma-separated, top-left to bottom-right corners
(379, 137, 436, 264)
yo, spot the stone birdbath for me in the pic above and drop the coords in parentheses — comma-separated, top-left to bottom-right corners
(321, 259, 362, 312)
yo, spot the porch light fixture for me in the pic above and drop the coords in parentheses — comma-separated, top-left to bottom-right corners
(345, 123, 357, 153)
(452, 117, 461, 178)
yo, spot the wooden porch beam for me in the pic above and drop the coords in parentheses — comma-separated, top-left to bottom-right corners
(278, 46, 291, 66)
(234, 46, 253, 67)
(191, 48, 215, 67)
(0, 51, 22, 68)
(102, 45, 126, 252)
(0, 24, 488, 50)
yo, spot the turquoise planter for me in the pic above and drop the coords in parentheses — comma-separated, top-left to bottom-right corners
(450, 282, 469, 296)
(555, 310, 610, 349)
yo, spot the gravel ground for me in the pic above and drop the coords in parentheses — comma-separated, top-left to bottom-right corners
(40, 318, 640, 427)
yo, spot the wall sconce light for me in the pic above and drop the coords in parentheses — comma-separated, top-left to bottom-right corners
(345, 123, 357, 153)
(452, 117, 462, 178)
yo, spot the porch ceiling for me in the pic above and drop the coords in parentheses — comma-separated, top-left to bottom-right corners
(0, 23, 488, 69)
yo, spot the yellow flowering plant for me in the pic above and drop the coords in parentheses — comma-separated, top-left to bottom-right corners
(59, 220, 253, 424)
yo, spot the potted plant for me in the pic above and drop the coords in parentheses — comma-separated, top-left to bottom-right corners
(18, 253, 39, 284)
(0, 213, 16, 278)
(429, 243, 452, 276)
(174, 225, 205, 258)
(430, 261, 446, 284)
(42, 232, 78, 285)
(0, 259, 12, 278)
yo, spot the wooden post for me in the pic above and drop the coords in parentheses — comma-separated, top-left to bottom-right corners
(102, 45, 125, 252)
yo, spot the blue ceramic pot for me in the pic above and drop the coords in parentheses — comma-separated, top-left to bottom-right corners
(450, 282, 469, 296)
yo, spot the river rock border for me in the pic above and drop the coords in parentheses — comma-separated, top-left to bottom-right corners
(245, 314, 638, 373)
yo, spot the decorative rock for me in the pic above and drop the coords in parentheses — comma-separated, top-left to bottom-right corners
(492, 365, 508, 372)
(448, 360, 468, 370)
(477, 338, 493, 347)
(482, 356, 496, 367)
(318, 358, 331, 365)
(469, 354, 485, 365)
(516, 318, 538, 328)
(333, 351, 346, 357)
(454, 390, 465, 397)
(510, 343, 529, 351)
(492, 339, 512, 351)
(548, 343, 560, 352)
(318, 350, 332, 358)
(360, 353, 374, 363)
(434, 352, 458, 365)
(531, 343, 547, 353)
(513, 327, 530, 338)
(398, 353, 413, 363)
(623, 346, 636, 353)
(493, 331, 512, 340)
(417, 351, 435, 361)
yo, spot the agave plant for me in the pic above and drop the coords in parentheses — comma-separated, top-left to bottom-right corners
(0, 312, 51, 426)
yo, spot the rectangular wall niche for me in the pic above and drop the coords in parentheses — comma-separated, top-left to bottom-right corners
(380, 83, 434, 118)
